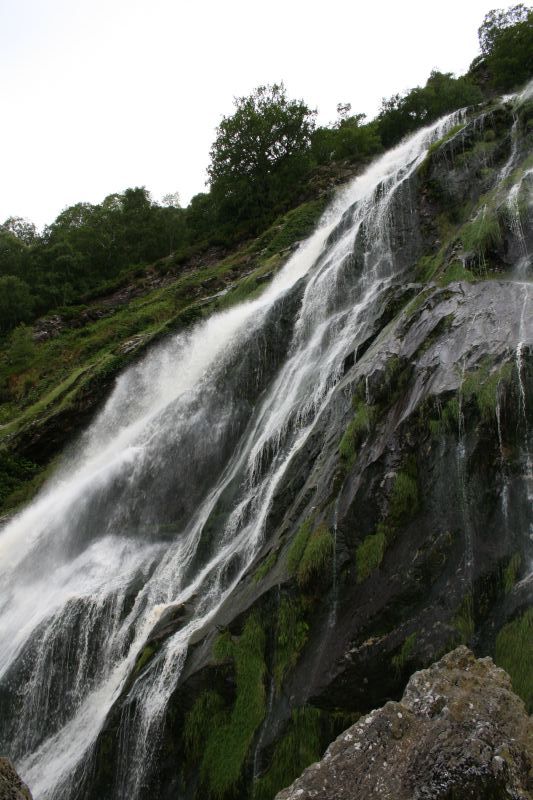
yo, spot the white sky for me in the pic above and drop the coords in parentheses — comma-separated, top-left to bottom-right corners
(1, 0, 500, 229)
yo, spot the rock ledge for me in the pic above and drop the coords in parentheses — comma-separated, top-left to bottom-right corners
(276, 647, 533, 799)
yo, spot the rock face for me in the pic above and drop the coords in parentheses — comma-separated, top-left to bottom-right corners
(0, 759, 32, 800)
(1, 93, 531, 800)
(276, 647, 533, 800)
(77, 93, 533, 800)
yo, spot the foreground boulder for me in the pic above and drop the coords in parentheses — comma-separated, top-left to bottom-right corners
(276, 647, 533, 800)
(0, 759, 32, 800)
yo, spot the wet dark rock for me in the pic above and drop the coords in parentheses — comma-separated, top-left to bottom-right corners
(275, 647, 533, 800)
(0, 758, 32, 800)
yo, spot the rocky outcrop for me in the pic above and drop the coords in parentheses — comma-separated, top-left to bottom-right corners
(0, 759, 32, 800)
(276, 647, 533, 800)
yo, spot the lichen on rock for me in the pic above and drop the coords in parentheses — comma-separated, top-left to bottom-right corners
(275, 647, 533, 800)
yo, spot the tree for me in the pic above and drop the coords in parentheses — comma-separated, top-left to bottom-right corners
(478, 5, 533, 89)
(0, 275, 34, 331)
(1, 217, 38, 245)
(478, 4, 530, 54)
(208, 84, 316, 230)
(377, 72, 482, 147)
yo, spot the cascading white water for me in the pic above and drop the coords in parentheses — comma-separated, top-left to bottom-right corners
(0, 107, 485, 800)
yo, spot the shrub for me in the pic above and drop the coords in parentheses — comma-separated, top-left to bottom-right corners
(253, 707, 322, 800)
(356, 530, 386, 583)
(274, 597, 309, 688)
(287, 519, 313, 575)
(495, 610, 533, 711)
(296, 524, 334, 590)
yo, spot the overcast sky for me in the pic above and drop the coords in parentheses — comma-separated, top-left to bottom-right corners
(1, 0, 501, 228)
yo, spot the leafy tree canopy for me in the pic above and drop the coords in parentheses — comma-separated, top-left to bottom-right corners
(477, 5, 533, 89)
(478, 4, 530, 54)
(208, 84, 316, 229)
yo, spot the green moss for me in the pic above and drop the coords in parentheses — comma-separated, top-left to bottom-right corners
(495, 610, 533, 712)
(213, 630, 234, 662)
(133, 643, 158, 676)
(503, 553, 521, 593)
(339, 402, 375, 464)
(355, 464, 419, 584)
(287, 518, 313, 575)
(296, 524, 334, 591)
(256, 199, 327, 259)
(184, 690, 226, 761)
(392, 633, 417, 675)
(462, 359, 513, 422)
(418, 123, 466, 176)
(190, 612, 267, 798)
(389, 467, 419, 527)
(460, 206, 502, 264)
(274, 597, 309, 689)
(253, 551, 278, 583)
(439, 260, 476, 285)
(454, 593, 475, 644)
(356, 530, 386, 583)
(404, 288, 431, 318)
(428, 396, 461, 436)
(252, 707, 322, 800)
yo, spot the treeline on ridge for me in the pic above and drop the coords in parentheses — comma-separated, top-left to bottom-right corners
(0, 4, 531, 333)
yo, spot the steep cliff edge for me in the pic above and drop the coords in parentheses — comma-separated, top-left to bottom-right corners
(275, 647, 533, 800)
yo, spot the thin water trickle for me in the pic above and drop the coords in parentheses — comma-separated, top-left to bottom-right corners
(328, 493, 342, 630)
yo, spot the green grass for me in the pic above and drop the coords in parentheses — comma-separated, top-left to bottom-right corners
(287, 520, 334, 591)
(389, 466, 419, 526)
(428, 396, 461, 437)
(392, 632, 417, 676)
(252, 707, 322, 800)
(355, 530, 386, 583)
(187, 612, 267, 798)
(462, 358, 513, 422)
(355, 464, 419, 584)
(502, 553, 521, 593)
(132, 643, 158, 676)
(296, 524, 334, 591)
(339, 402, 375, 464)
(287, 519, 313, 575)
(184, 690, 227, 761)
(254, 199, 327, 259)
(454, 593, 475, 644)
(460, 206, 502, 263)
(253, 551, 278, 583)
(495, 610, 533, 712)
(439, 260, 476, 286)
(274, 597, 309, 689)
(0, 197, 328, 515)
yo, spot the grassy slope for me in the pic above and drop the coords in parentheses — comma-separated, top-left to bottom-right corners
(0, 198, 328, 515)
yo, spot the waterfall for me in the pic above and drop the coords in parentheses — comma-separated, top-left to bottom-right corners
(0, 109, 472, 799)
